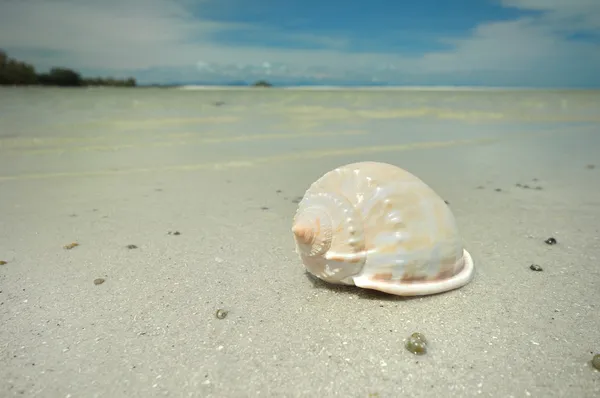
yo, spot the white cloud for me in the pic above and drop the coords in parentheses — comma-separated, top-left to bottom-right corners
(0, 0, 356, 68)
(0, 0, 598, 86)
(406, 0, 600, 85)
(0, 0, 239, 69)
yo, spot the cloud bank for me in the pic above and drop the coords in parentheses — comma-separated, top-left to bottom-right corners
(0, 0, 598, 86)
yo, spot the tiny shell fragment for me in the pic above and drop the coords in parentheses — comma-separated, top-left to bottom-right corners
(405, 332, 428, 355)
(544, 237, 557, 245)
(215, 309, 228, 319)
(64, 242, 79, 250)
(592, 354, 600, 371)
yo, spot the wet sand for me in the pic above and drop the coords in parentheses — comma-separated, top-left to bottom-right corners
(1, 87, 599, 397)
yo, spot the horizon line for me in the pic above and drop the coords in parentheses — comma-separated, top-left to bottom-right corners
(169, 84, 600, 91)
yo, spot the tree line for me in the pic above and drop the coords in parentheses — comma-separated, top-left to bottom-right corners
(252, 80, 272, 87)
(0, 50, 136, 87)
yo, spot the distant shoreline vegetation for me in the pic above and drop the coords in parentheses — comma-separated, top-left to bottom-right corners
(0, 50, 136, 87)
(252, 80, 272, 87)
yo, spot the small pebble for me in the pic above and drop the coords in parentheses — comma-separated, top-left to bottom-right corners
(592, 354, 600, 370)
(495, 188, 502, 192)
(0, 260, 7, 265)
(94, 278, 105, 285)
(64, 242, 79, 250)
(544, 237, 557, 245)
(405, 332, 428, 355)
(215, 309, 228, 319)
(530, 264, 543, 272)
(586, 164, 595, 169)
(126, 244, 138, 249)
(168, 231, 181, 235)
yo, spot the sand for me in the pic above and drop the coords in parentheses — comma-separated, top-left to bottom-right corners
(0, 86, 599, 397)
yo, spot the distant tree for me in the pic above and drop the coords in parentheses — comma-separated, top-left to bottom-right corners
(0, 49, 137, 87)
(252, 80, 272, 87)
(0, 49, 37, 85)
(37, 67, 83, 86)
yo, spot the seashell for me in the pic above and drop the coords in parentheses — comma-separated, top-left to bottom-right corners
(291, 161, 474, 296)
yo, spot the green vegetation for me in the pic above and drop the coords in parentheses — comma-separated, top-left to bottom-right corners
(0, 50, 136, 87)
(252, 80, 273, 87)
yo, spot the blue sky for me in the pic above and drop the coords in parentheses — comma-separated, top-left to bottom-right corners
(0, 0, 599, 87)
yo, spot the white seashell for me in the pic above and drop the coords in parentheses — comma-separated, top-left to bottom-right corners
(291, 161, 474, 296)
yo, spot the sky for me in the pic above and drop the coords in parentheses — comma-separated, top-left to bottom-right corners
(0, 0, 599, 87)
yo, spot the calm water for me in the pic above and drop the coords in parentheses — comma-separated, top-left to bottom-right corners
(1, 86, 599, 178)
(1, 87, 599, 136)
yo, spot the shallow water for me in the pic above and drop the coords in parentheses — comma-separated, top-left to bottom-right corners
(1, 87, 599, 179)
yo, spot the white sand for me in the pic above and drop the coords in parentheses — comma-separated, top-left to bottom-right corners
(1, 87, 599, 397)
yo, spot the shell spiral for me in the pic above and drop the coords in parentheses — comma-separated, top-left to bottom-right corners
(291, 161, 474, 296)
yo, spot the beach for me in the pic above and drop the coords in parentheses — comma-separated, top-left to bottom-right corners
(1, 86, 599, 397)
